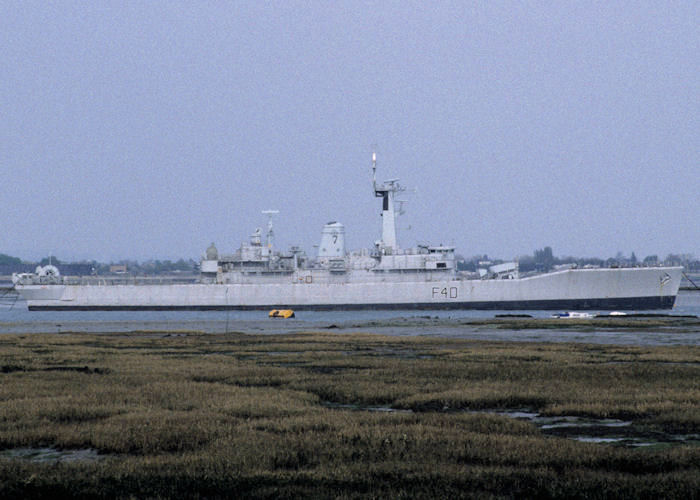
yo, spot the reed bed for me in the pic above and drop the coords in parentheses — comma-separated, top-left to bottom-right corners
(0, 331, 698, 498)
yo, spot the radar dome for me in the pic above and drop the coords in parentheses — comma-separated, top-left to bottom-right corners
(206, 243, 218, 260)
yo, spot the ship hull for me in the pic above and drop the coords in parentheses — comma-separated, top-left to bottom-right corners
(17, 267, 683, 311)
(27, 296, 676, 311)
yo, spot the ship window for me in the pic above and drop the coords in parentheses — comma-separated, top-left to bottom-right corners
(437, 262, 447, 268)
(383, 194, 389, 211)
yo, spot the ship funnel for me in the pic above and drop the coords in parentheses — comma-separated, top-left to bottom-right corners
(318, 222, 346, 258)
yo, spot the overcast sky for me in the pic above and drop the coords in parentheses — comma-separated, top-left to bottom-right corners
(1, 2, 697, 262)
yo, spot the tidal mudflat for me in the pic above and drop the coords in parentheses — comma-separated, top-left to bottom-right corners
(2, 313, 700, 348)
(0, 330, 698, 498)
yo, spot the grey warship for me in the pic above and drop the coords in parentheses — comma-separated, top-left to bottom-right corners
(14, 153, 682, 310)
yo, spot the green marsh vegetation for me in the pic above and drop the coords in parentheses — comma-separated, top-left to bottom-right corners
(0, 331, 698, 498)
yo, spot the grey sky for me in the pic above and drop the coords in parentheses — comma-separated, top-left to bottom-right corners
(1, 2, 697, 262)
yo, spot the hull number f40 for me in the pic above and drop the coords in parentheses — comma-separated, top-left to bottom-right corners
(432, 287, 458, 299)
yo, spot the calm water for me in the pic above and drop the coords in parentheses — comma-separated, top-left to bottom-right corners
(1, 290, 698, 346)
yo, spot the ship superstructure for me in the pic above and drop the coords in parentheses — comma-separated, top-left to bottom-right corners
(14, 154, 682, 310)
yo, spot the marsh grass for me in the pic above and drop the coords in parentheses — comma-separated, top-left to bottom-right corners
(0, 331, 698, 498)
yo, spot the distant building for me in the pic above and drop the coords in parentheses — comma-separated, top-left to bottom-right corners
(109, 265, 127, 274)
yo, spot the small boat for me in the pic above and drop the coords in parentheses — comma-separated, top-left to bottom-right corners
(269, 309, 295, 319)
(551, 311, 594, 319)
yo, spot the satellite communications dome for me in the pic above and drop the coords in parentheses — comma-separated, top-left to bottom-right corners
(206, 243, 218, 260)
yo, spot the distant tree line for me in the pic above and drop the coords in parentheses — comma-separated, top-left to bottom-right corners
(0, 254, 22, 266)
(456, 248, 700, 273)
(0, 253, 197, 276)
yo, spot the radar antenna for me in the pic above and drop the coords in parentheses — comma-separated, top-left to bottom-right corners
(261, 210, 279, 250)
(371, 151, 377, 192)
